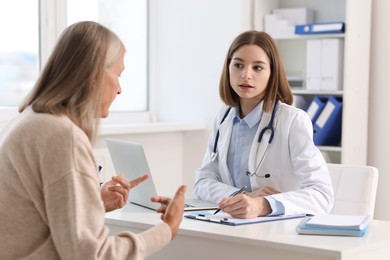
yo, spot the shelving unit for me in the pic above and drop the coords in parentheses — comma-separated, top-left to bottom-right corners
(253, 0, 372, 164)
(276, 30, 345, 163)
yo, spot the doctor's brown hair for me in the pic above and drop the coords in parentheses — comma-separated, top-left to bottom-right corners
(219, 30, 293, 112)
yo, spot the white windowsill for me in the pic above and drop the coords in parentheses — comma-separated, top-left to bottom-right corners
(98, 121, 206, 136)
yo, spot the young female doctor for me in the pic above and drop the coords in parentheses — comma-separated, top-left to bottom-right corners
(193, 30, 334, 219)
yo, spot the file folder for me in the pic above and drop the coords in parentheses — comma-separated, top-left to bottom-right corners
(313, 96, 342, 146)
(306, 39, 344, 91)
(321, 39, 344, 90)
(295, 21, 345, 35)
(306, 96, 327, 124)
(306, 40, 322, 90)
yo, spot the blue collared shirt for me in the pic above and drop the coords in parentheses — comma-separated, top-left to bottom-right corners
(227, 102, 284, 216)
(227, 103, 263, 192)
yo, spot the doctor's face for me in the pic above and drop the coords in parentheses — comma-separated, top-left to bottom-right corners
(229, 44, 271, 106)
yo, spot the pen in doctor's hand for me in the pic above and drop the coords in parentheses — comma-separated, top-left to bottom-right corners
(213, 186, 247, 215)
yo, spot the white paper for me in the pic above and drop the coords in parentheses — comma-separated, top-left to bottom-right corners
(305, 214, 372, 230)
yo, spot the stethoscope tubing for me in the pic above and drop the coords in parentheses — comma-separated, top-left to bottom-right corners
(211, 101, 279, 178)
(213, 101, 278, 154)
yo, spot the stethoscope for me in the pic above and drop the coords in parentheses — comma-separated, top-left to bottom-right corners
(211, 100, 279, 178)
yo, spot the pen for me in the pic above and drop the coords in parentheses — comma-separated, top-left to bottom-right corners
(213, 186, 247, 215)
(98, 165, 103, 187)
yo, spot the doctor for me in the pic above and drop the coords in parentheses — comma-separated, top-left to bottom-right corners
(193, 30, 334, 219)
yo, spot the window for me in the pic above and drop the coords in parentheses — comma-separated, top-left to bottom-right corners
(0, 0, 39, 106)
(67, 0, 148, 113)
(0, 0, 149, 127)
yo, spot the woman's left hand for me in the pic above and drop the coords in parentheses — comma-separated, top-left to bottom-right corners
(101, 173, 149, 212)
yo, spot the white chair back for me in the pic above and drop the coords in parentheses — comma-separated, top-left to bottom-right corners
(327, 163, 378, 216)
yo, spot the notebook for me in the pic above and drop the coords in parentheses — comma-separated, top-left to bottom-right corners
(106, 138, 218, 211)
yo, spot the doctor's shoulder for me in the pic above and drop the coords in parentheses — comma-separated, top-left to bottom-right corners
(276, 103, 312, 128)
(278, 103, 311, 120)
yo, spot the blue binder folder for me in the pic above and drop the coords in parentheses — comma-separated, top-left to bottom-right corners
(306, 96, 327, 124)
(295, 21, 345, 35)
(313, 96, 342, 146)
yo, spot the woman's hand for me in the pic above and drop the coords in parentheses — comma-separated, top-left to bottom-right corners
(218, 186, 281, 218)
(150, 185, 186, 240)
(101, 173, 149, 212)
(218, 194, 272, 219)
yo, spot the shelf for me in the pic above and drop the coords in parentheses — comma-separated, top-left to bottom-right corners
(253, 0, 371, 164)
(292, 89, 343, 96)
(274, 33, 345, 40)
(317, 146, 342, 152)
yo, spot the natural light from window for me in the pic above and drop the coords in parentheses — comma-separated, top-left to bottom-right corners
(67, 0, 148, 112)
(0, 0, 148, 115)
(0, 0, 39, 107)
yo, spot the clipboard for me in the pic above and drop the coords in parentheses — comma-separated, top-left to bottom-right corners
(185, 211, 306, 226)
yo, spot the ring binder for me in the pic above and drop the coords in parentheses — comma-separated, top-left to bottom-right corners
(313, 96, 343, 146)
(295, 21, 345, 34)
(306, 96, 327, 124)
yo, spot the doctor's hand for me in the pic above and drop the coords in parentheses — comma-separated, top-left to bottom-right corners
(101, 173, 149, 212)
(150, 185, 186, 240)
(218, 194, 272, 219)
(247, 186, 280, 197)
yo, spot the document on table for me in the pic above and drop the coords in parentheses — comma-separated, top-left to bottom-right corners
(185, 211, 306, 226)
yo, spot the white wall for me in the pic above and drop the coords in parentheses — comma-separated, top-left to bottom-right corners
(368, 0, 390, 221)
(152, 0, 252, 125)
(153, 0, 253, 193)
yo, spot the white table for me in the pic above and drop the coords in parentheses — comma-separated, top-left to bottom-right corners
(105, 204, 390, 260)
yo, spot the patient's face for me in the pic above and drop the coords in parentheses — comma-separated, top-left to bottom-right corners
(101, 56, 125, 118)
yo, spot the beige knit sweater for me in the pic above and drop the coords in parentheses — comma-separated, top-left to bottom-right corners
(0, 107, 171, 259)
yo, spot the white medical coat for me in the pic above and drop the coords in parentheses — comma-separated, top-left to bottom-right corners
(193, 103, 334, 215)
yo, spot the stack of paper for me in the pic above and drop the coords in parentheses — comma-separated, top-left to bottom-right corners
(296, 214, 372, 237)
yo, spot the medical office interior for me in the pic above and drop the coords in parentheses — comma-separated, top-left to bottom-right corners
(96, 0, 390, 222)
(1, 0, 390, 223)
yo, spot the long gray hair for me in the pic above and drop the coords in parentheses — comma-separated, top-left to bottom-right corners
(19, 21, 126, 141)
